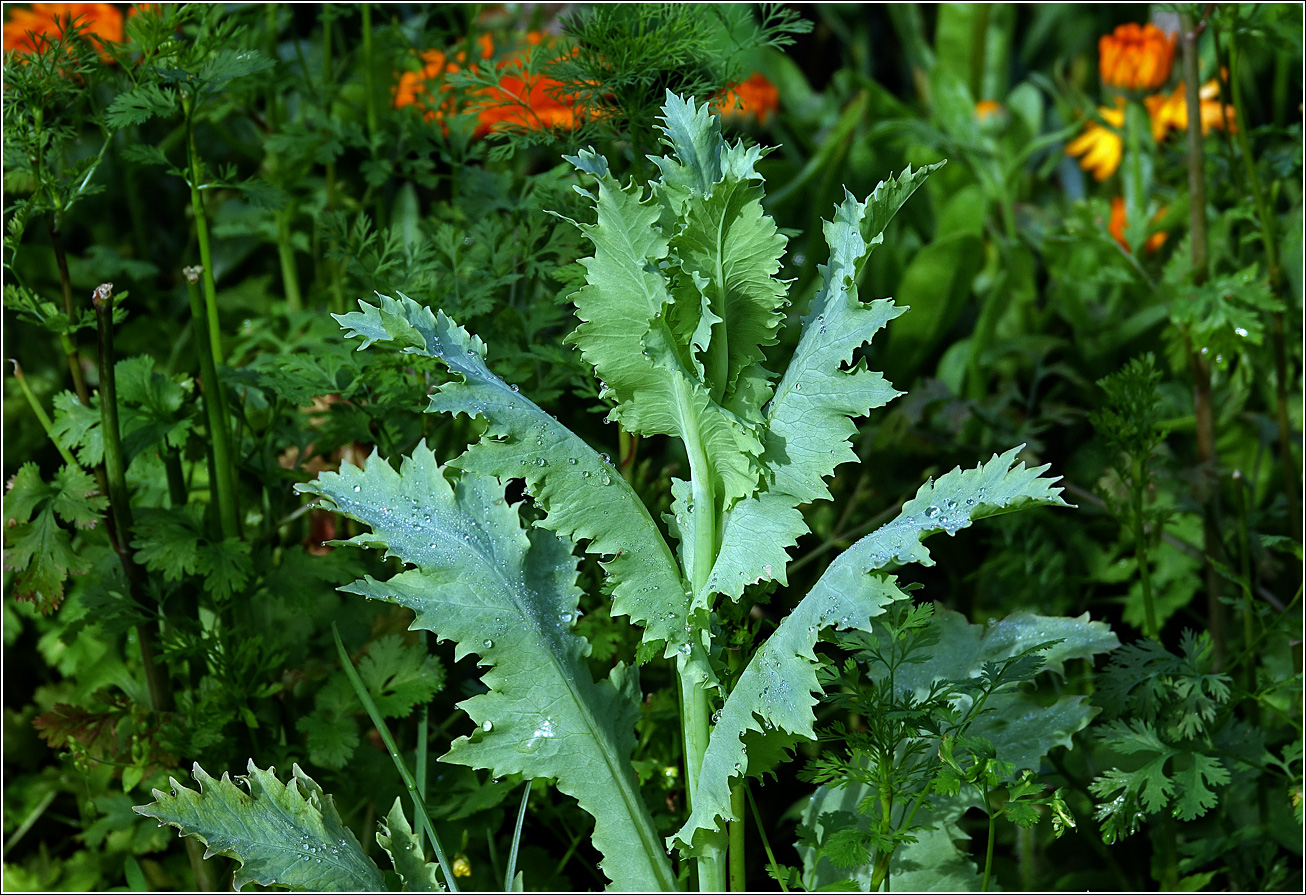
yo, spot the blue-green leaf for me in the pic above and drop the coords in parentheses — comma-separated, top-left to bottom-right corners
(133, 762, 385, 891)
(671, 574, 909, 852)
(331, 293, 689, 654)
(376, 799, 442, 892)
(297, 443, 676, 891)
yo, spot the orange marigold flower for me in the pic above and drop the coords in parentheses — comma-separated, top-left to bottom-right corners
(712, 72, 779, 126)
(1099, 22, 1176, 92)
(470, 70, 577, 136)
(1108, 196, 1168, 254)
(1066, 101, 1125, 181)
(1144, 77, 1237, 141)
(3, 2, 122, 59)
(394, 31, 579, 137)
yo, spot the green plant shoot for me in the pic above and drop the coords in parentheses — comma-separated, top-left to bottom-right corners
(135, 91, 1073, 891)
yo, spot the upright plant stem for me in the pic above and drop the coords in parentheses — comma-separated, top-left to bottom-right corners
(181, 96, 242, 541)
(505, 780, 532, 891)
(360, 4, 384, 227)
(275, 207, 303, 312)
(676, 384, 727, 891)
(1133, 454, 1159, 639)
(1180, 12, 1225, 664)
(980, 784, 996, 891)
(184, 270, 240, 541)
(728, 784, 745, 890)
(47, 221, 92, 407)
(92, 286, 172, 714)
(321, 6, 347, 315)
(332, 625, 458, 892)
(11, 360, 78, 467)
(1225, 31, 1299, 536)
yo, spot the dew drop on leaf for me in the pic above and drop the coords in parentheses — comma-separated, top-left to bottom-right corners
(483, 639, 494, 649)
(925, 505, 941, 518)
(510, 384, 520, 392)
(601, 475, 612, 485)
(481, 720, 494, 732)
(568, 458, 577, 465)
(535, 458, 547, 467)
(352, 485, 361, 493)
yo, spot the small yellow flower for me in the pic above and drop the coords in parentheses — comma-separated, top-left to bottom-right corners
(1144, 77, 1237, 141)
(1099, 22, 1176, 92)
(452, 855, 472, 878)
(1065, 101, 1125, 181)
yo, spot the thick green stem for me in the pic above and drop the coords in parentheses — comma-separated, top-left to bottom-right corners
(727, 783, 745, 890)
(182, 103, 225, 371)
(184, 270, 240, 541)
(93, 286, 172, 714)
(674, 374, 722, 890)
(868, 758, 895, 891)
(677, 645, 724, 891)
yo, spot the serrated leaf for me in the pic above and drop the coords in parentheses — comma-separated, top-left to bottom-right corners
(3, 462, 105, 613)
(133, 762, 385, 891)
(295, 711, 359, 772)
(105, 82, 177, 128)
(331, 293, 690, 654)
(297, 443, 676, 891)
(1172, 754, 1229, 820)
(196, 48, 275, 93)
(50, 391, 104, 467)
(376, 799, 442, 892)
(665, 140, 787, 409)
(130, 506, 204, 581)
(358, 634, 445, 718)
(564, 161, 762, 503)
(671, 574, 909, 852)
(195, 538, 253, 601)
(833, 445, 1071, 574)
(699, 490, 807, 608)
(119, 143, 172, 169)
(704, 170, 942, 597)
(763, 168, 944, 507)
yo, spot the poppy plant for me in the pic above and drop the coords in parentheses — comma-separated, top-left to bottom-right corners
(1098, 22, 1176, 92)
